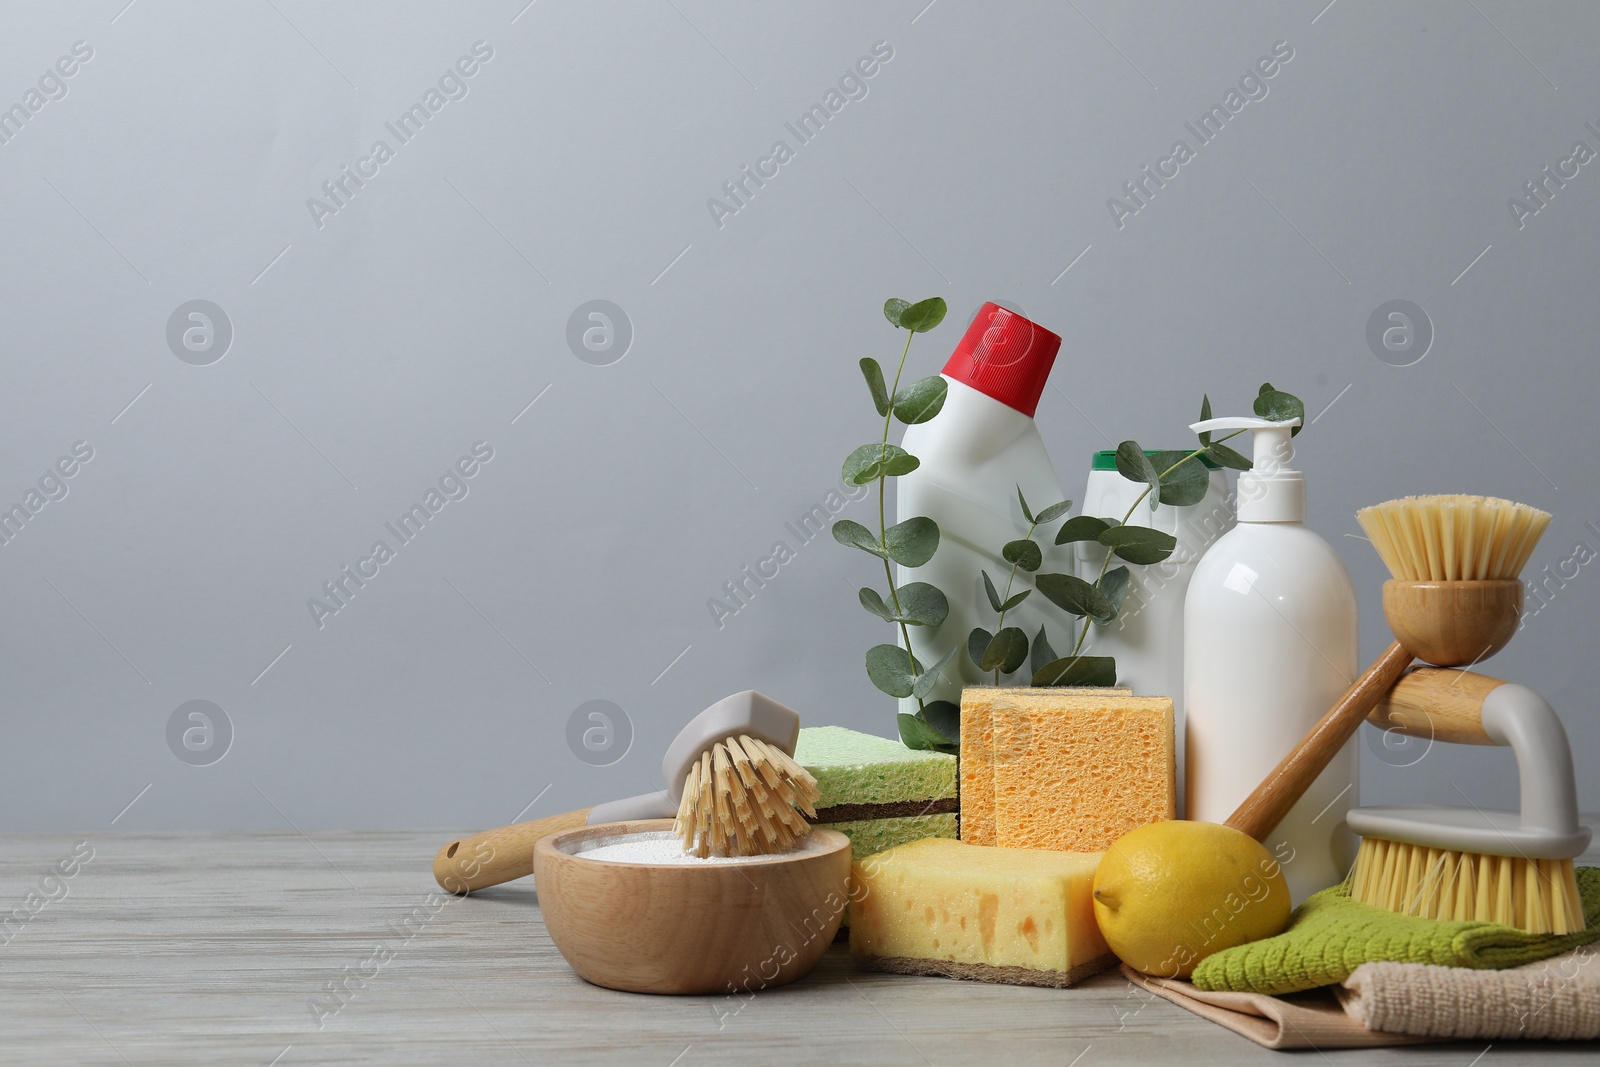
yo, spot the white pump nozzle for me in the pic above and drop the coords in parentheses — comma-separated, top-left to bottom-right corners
(1189, 415, 1304, 523)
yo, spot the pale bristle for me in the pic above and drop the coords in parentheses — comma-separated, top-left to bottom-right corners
(1355, 495, 1551, 581)
(1349, 835, 1585, 935)
(671, 734, 820, 858)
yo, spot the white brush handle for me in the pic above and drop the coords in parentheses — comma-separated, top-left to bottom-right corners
(1481, 683, 1585, 842)
(1354, 671, 1589, 858)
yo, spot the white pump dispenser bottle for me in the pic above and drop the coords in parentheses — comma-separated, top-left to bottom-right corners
(1183, 416, 1359, 903)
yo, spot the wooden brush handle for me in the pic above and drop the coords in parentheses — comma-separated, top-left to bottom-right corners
(1368, 667, 1503, 745)
(1226, 640, 1413, 842)
(433, 808, 591, 894)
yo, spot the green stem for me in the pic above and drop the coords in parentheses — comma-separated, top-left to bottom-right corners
(1067, 430, 1247, 659)
(879, 329, 922, 710)
(992, 520, 1037, 684)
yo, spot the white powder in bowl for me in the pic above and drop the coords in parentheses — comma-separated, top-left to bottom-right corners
(575, 830, 823, 865)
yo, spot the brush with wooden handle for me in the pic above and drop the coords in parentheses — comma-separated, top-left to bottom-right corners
(1226, 494, 1550, 843)
(433, 691, 818, 893)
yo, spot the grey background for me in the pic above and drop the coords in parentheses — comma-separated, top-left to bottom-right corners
(3, 0, 1596, 832)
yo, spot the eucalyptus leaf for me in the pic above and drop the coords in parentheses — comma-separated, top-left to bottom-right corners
(866, 643, 917, 698)
(967, 626, 993, 670)
(1032, 654, 1118, 688)
(898, 712, 954, 751)
(842, 443, 919, 486)
(896, 582, 949, 628)
(1034, 498, 1074, 524)
(1017, 486, 1034, 524)
(1036, 572, 1111, 619)
(1099, 524, 1177, 565)
(981, 626, 1028, 674)
(896, 297, 947, 333)
(1153, 450, 1209, 507)
(920, 699, 961, 744)
(1000, 588, 1032, 612)
(910, 645, 958, 700)
(1055, 515, 1111, 545)
(883, 298, 910, 328)
(832, 519, 887, 559)
(1198, 394, 1213, 445)
(1254, 384, 1305, 436)
(1205, 441, 1252, 471)
(884, 516, 939, 567)
(859, 358, 890, 417)
(1002, 539, 1043, 573)
(857, 586, 893, 621)
(1030, 624, 1059, 677)
(1099, 566, 1131, 620)
(982, 570, 1003, 613)
(893, 376, 948, 425)
(1115, 441, 1161, 510)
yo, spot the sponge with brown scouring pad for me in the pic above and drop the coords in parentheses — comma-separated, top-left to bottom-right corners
(793, 726, 957, 862)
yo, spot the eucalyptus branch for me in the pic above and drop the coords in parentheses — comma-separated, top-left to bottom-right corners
(834, 297, 960, 750)
(978, 385, 1305, 690)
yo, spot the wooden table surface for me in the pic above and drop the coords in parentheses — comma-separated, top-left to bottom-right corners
(7, 830, 1599, 1066)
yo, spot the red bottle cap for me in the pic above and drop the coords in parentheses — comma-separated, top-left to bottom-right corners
(942, 303, 1061, 418)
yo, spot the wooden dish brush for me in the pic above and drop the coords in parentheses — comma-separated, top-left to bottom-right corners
(434, 691, 819, 892)
(1229, 494, 1551, 839)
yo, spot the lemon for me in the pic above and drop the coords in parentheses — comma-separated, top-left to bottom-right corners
(1092, 821, 1291, 978)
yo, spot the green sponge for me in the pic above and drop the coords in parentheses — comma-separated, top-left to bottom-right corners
(826, 813, 959, 862)
(794, 725, 957, 811)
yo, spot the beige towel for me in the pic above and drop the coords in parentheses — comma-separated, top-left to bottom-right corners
(1123, 946, 1600, 1048)
(1121, 966, 1428, 1049)
(1339, 943, 1600, 1040)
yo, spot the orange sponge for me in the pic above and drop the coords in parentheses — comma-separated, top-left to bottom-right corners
(961, 688, 1172, 852)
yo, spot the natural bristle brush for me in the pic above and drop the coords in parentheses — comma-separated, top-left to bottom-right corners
(674, 734, 820, 858)
(1354, 668, 1590, 934)
(434, 691, 819, 892)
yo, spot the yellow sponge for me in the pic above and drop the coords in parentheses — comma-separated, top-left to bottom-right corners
(990, 689, 1174, 851)
(959, 687, 1135, 848)
(850, 837, 1114, 987)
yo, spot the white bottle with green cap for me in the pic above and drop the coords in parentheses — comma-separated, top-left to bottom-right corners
(1183, 414, 1358, 904)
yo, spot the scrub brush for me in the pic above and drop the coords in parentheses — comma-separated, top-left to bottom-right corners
(434, 691, 820, 892)
(1353, 668, 1590, 934)
(674, 734, 821, 857)
(1342, 495, 1588, 935)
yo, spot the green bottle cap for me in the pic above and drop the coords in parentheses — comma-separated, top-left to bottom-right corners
(1091, 449, 1221, 472)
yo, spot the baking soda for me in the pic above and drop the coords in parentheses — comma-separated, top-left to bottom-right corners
(575, 830, 820, 865)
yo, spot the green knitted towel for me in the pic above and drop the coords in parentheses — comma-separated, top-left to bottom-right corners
(1192, 867, 1600, 996)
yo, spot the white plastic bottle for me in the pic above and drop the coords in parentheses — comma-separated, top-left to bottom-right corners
(897, 304, 1066, 713)
(1076, 450, 1234, 814)
(1184, 415, 1358, 904)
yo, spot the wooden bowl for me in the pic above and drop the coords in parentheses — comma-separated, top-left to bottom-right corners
(1383, 579, 1522, 667)
(533, 819, 852, 994)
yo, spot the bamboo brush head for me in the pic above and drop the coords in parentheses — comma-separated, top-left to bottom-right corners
(672, 734, 821, 858)
(1357, 495, 1551, 666)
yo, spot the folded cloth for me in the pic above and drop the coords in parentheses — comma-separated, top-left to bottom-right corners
(1124, 947, 1600, 1049)
(1339, 944, 1600, 1040)
(1122, 965, 1430, 1050)
(1192, 867, 1600, 996)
